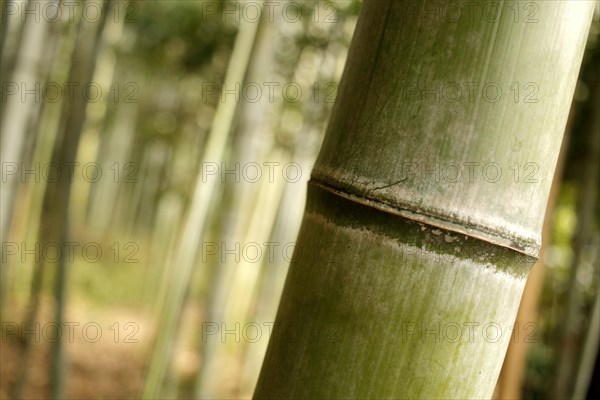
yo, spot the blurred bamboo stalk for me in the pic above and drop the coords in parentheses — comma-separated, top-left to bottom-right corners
(144, 185, 183, 309)
(75, 8, 129, 233)
(494, 59, 581, 400)
(194, 12, 276, 398)
(0, 0, 51, 234)
(0, 0, 29, 124)
(0, 0, 15, 66)
(142, 2, 264, 397)
(50, 1, 113, 397)
(1, 0, 68, 322)
(11, 1, 112, 397)
(555, 56, 600, 399)
(238, 22, 350, 393)
(223, 148, 286, 391)
(574, 292, 600, 399)
(572, 64, 600, 400)
(1, 0, 53, 310)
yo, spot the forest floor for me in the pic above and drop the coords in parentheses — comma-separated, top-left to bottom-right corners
(0, 300, 148, 399)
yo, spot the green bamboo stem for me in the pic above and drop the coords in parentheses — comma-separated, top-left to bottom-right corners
(240, 21, 351, 393)
(194, 15, 277, 395)
(1, 0, 51, 289)
(555, 51, 600, 399)
(11, 1, 111, 397)
(254, 1, 595, 398)
(79, 16, 130, 232)
(574, 293, 600, 399)
(0, 1, 45, 233)
(0, 0, 70, 321)
(142, 2, 263, 397)
(50, 2, 113, 397)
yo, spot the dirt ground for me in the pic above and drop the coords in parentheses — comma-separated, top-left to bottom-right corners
(0, 306, 148, 399)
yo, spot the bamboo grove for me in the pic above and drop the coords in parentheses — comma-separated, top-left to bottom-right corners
(1, 1, 598, 398)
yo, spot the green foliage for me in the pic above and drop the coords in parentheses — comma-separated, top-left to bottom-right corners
(132, 1, 237, 73)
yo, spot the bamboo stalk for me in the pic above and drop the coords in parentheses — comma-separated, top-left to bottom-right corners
(194, 13, 276, 396)
(11, 1, 111, 397)
(0, 0, 67, 321)
(254, 1, 595, 398)
(239, 18, 351, 392)
(1, 0, 51, 250)
(555, 49, 600, 399)
(574, 293, 600, 399)
(494, 64, 578, 400)
(1, 2, 66, 257)
(49, 2, 113, 397)
(142, 2, 263, 397)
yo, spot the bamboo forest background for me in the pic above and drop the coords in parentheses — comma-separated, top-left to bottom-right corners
(0, 1, 598, 398)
